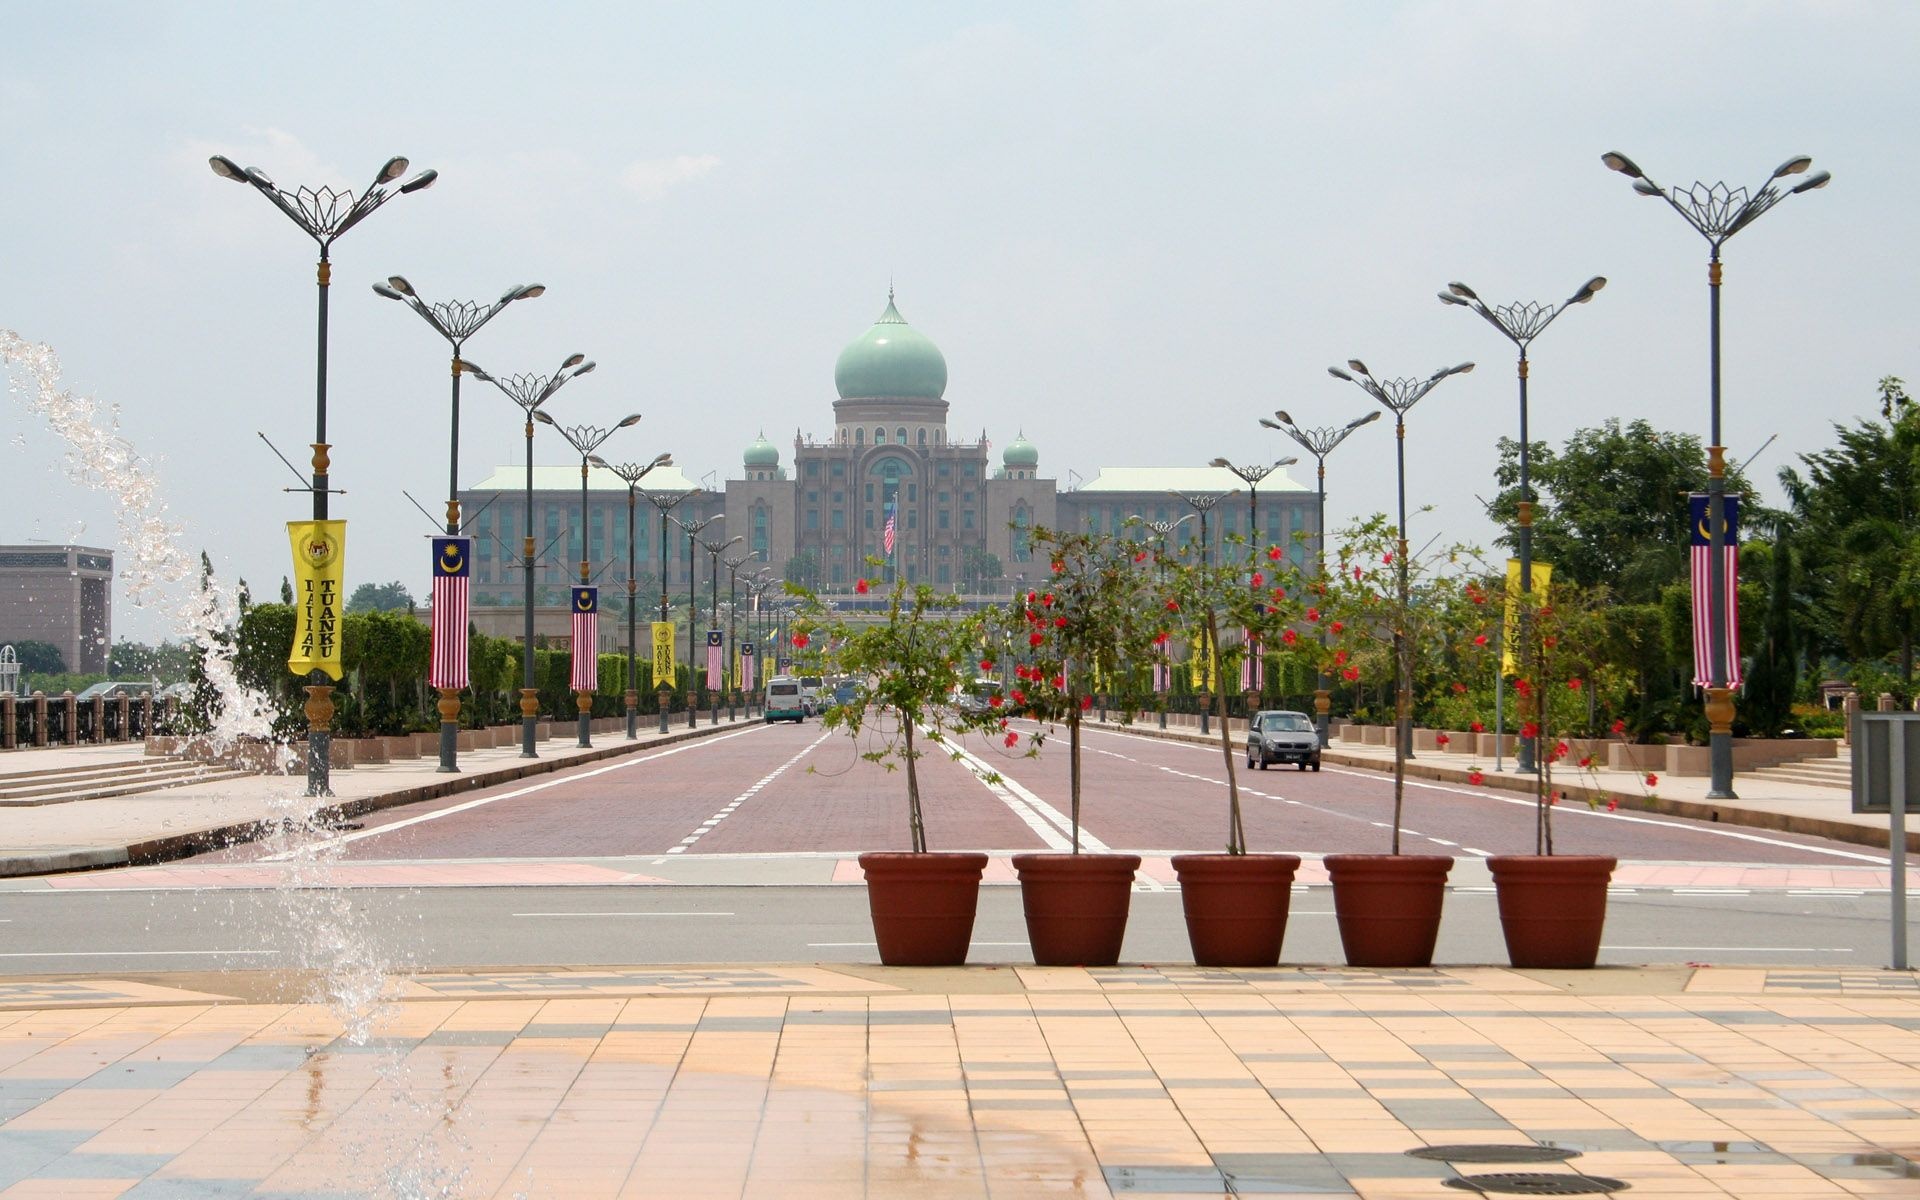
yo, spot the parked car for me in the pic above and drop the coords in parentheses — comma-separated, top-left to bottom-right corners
(764, 675, 807, 723)
(829, 679, 862, 711)
(797, 675, 824, 715)
(950, 677, 1003, 714)
(1247, 709, 1321, 771)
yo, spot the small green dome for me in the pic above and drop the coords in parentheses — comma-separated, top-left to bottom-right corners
(744, 430, 779, 467)
(833, 291, 947, 401)
(1004, 431, 1038, 469)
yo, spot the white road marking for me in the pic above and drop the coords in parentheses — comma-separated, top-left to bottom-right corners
(668, 732, 829, 854)
(1788, 889, 1865, 896)
(266, 727, 764, 859)
(943, 739, 1084, 853)
(0, 949, 275, 958)
(512, 912, 735, 918)
(807, 941, 1031, 948)
(1674, 888, 1751, 895)
(1604, 945, 1853, 953)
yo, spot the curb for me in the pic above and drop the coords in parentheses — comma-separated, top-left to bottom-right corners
(2, 719, 755, 877)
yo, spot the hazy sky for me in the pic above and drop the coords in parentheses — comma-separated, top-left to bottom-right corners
(4, 2, 1915, 644)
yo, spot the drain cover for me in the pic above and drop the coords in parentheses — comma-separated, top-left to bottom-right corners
(1444, 1174, 1628, 1195)
(1408, 1144, 1581, 1164)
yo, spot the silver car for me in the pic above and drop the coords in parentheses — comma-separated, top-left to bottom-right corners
(1247, 709, 1321, 771)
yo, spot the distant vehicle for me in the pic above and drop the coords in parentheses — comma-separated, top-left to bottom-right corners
(1247, 709, 1321, 771)
(797, 675, 824, 715)
(764, 675, 806, 723)
(951, 677, 1003, 714)
(830, 679, 861, 710)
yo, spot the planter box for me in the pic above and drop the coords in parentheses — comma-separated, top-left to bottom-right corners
(338, 739, 388, 765)
(536, 722, 553, 741)
(380, 736, 419, 761)
(1607, 742, 1665, 772)
(1476, 733, 1517, 758)
(1442, 731, 1477, 755)
(1359, 725, 1386, 746)
(1412, 729, 1442, 752)
(411, 732, 439, 757)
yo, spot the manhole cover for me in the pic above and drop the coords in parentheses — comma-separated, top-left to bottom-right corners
(1444, 1174, 1629, 1195)
(1408, 1144, 1581, 1164)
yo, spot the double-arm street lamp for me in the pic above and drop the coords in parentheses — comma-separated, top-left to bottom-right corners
(1172, 489, 1232, 733)
(208, 151, 436, 798)
(1601, 150, 1830, 800)
(1260, 409, 1381, 745)
(699, 533, 745, 725)
(373, 277, 546, 774)
(1440, 275, 1605, 773)
(724, 553, 754, 720)
(461, 354, 598, 757)
(600, 455, 674, 739)
(639, 487, 701, 731)
(1139, 514, 1194, 729)
(1209, 456, 1297, 712)
(1328, 360, 1474, 783)
(534, 412, 643, 746)
(670, 513, 724, 728)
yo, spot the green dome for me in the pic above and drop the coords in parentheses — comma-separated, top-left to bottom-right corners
(1004, 431, 1038, 468)
(744, 430, 779, 467)
(833, 291, 947, 400)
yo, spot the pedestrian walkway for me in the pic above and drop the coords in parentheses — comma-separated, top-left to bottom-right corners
(0, 962, 1915, 1197)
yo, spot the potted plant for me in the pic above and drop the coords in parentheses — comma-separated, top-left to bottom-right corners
(1481, 580, 1619, 968)
(1004, 526, 1156, 966)
(1317, 516, 1491, 966)
(1156, 531, 1316, 966)
(791, 568, 1000, 966)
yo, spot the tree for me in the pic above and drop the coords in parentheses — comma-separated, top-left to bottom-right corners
(1741, 537, 1798, 736)
(345, 581, 415, 614)
(3, 640, 66, 674)
(783, 551, 820, 592)
(961, 547, 1003, 592)
(280, 577, 294, 605)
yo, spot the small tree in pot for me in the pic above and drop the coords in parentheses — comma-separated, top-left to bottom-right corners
(790, 568, 1001, 965)
(1005, 525, 1156, 966)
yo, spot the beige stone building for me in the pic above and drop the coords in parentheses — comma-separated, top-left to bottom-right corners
(0, 545, 113, 674)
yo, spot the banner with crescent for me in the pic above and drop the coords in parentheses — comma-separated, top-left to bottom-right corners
(651, 621, 676, 684)
(429, 537, 472, 690)
(570, 587, 599, 692)
(1500, 558, 1553, 676)
(287, 520, 346, 680)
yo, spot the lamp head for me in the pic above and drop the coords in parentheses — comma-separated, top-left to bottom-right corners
(534, 410, 556, 426)
(1446, 281, 1478, 300)
(650, 452, 672, 468)
(1601, 151, 1643, 179)
(1791, 170, 1831, 194)
(512, 283, 547, 301)
(587, 455, 608, 469)
(208, 155, 246, 181)
(1346, 359, 1370, 377)
(617, 413, 643, 428)
(1274, 455, 1298, 468)
(561, 353, 586, 369)
(1352, 410, 1383, 428)
(243, 166, 275, 189)
(370, 283, 405, 301)
(1772, 155, 1814, 178)
(574, 361, 597, 376)
(1327, 366, 1353, 382)
(1571, 275, 1606, 303)
(1633, 177, 1663, 198)
(1208, 457, 1230, 468)
(1437, 291, 1467, 306)
(386, 275, 416, 297)
(1273, 409, 1292, 426)
(377, 156, 410, 183)
(399, 169, 438, 194)
(1446, 362, 1475, 377)
(455, 358, 490, 381)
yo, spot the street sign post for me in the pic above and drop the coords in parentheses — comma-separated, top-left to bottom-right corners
(1852, 712, 1920, 969)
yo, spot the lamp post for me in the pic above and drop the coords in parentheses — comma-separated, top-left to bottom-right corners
(602, 454, 675, 739)
(208, 151, 436, 798)
(670, 513, 724, 728)
(1259, 409, 1381, 746)
(1601, 150, 1830, 800)
(639, 487, 702, 731)
(1439, 276, 1605, 773)
(1139, 514, 1194, 729)
(699, 533, 744, 725)
(534, 412, 643, 746)
(1172, 490, 1231, 732)
(723, 554, 755, 720)
(460, 354, 597, 758)
(1328, 360, 1474, 786)
(373, 275, 544, 774)
(1209, 457, 1297, 715)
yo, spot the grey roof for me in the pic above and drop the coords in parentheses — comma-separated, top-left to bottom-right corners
(1071, 465, 1305, 494)
(466, 465, 701, 493)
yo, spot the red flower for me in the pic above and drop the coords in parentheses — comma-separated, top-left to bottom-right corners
(1611, 718, 1627, 736)
(1567, 677, 1583, 691)
(1271, 587, 1287, 602)
(1606, 797, 1619, 812)
(1645, 772, 1659, 788)
(1051, 559, 1064, 574)
(1282, 629, 1298, 645)
(1550, 792, 1561, 806)
(1004, 731, 1019, 748)
(1520, 721, 1539, 740)
(1436, 733, 1451, 746)
(1153, 631, 1170, 646)
(1305, 607, 1320, 622)
(1164, 598, 1181, 613)
(1051, 675, 1065, 691)
(1470, 721, 1484, 733)
(1473, 634, 1489, 647)
(1468, 770, 1485, 785)
(1543, 635, 1558, 649)
(1330, 621, 1344, 634)
(1080, 695, 1092, 710)
(1027, 591, 1038, 604)
(1352, 566, 1364, 581)
(1382, 552, 1394, 565)
(980, 659, 994, 672)
(1051, 616, 1066, 628)
(1042, 592, 1054, 607)
(989, 695, 1003, 708)
(855, 578, 870, 594)
(1333, 649, 1348, 665)
(792, 633, 809, 649)
(1134, 550, 1148, 563)
(1578, 754, 1594, 768)
(1452, 682, 1467, 694)
(1028, 631, 1045, 647)
(1554, 740, 1569, 758)
(1513, 678, 1533, 696)
(1251, 572, 1265, 587)
(1011, 689, 1027, 705)
(1341, 666, 1360, 681)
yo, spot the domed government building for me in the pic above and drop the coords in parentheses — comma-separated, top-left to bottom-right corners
(459, 292, 1317, 641)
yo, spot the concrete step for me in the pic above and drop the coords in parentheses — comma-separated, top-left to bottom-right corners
(0, 758, 207, 789)
(1748, 762, 1852, 790)
(0, 760, 256, 806)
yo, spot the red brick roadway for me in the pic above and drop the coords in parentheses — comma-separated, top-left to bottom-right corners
(181, 718, 1898, 871)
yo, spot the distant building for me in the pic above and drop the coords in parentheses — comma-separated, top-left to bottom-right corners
(0, 545, 113, 674)
(457, 292, 1314, 632)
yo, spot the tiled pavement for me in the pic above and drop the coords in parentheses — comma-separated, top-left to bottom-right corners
(1, 965, 1918, 1197)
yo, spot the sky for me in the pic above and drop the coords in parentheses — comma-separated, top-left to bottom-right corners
(3, 1, 1916, 645)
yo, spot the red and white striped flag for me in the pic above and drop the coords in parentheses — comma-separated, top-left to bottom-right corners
(706, 629, 724, 689)
(1239, 629, 1263, 692)
(1152, 647, 1170, 694)
(1688, 494, 1742, 688)
(883, 500, 897, 556)
(429, 538, 471, 690)
(740, 641, 756, 692)
(570, 587, 598, 691)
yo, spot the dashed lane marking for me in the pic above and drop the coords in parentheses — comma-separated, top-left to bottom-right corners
(267, 726, 766, 860)
(668, 731, 830, 854)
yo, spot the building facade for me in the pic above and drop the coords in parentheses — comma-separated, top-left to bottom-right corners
(0, 544, 113, 674)
(458, 293, 1316, 634)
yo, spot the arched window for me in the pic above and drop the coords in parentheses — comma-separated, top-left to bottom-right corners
(896, 426, 907, 445)
(855, 428, 864, 446)
(874, 427, 886, 444)
(935, 429, 944, 445)
(1011, 506, 1031, 562)
(917, 428, 927, 446)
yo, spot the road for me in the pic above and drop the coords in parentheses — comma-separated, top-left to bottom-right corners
(1, 719, 1909, 972)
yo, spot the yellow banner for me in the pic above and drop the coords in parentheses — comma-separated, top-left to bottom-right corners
(287, 520, 346, 680)
(1501, 558, 1552, 676)
(651, 621, 676, 683)
(1187, 627, 1215, 692)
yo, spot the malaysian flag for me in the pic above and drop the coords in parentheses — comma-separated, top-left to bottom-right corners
(706, 629, 724, 689)
(740, 641, 756, 692)
(1689, 493, 1742, 688)
(883, 499, 897, 556)
(570, 587, 598, 691)
(1152, 644, 1170, 693)
(1239, 629, 1263, 692)
(429, 537, 471, 690)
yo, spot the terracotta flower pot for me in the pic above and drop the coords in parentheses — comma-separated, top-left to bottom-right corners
(858, 851, 989, 967)
(1487, 855, 1617, 969)
(1012, 852, 1142, 966)
(1171, 853, 1302, 967)
(1323, 854, 1453, 967)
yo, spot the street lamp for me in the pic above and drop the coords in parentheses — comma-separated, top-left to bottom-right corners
(1209, 456, 1297, 715)
(1260, 408, 1381, 745)
(1172, 489, 1232, 733)
(1328, 360, 1474, 784)
(1439, 275, 1603, 773)
(639, 486, 702, 731)
(1139, 513, 1194, 729)
(600, 454, 674, 740)
(699, 533, 745, 725)
(669, 513, 724, 728)
(1601, 150, 1829, 799)
(208, 151, 436, 798)
(723, 553, 756, 720)
(461, 353, 597, 758)
(373, 276, 544, 774)
(534, 411, 643, 746)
